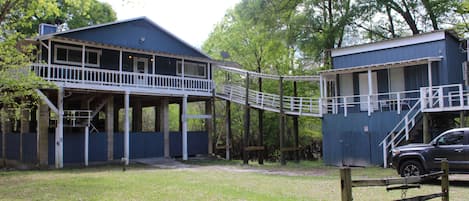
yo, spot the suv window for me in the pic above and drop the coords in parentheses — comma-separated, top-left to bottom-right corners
(437, 132, 465, 145)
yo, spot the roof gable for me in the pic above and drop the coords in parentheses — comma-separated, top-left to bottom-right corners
(43, 17, 209, 59)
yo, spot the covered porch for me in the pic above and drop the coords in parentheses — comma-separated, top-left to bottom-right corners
(319, 57, 442, 117)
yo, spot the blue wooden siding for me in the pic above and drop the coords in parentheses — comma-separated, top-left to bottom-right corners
(445, 34, 466, 85)
(332, 40, 445, 69)
(2, 133, 37, 163)
(322, 112, 405, 166)
(59, 18, 208, 58)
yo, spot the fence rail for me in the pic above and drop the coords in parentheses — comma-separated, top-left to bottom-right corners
(340, 160, 449, 201)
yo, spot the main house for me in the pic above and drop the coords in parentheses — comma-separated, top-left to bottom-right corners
(1, 17, 215, 168)
(320, 30, 468, 167)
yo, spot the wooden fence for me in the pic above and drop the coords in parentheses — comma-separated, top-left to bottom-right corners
(340, 160, 449, 201)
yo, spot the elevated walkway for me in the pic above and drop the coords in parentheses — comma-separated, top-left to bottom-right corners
(214, 64, 322, 117)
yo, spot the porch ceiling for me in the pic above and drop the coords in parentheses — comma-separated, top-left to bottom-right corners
(319, 56, 443, 75)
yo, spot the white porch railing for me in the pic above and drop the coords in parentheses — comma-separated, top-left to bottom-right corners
(31, 63, 214, 93)
(420, 84, 469, 112)
(216, 84, 321, 117)
(323, 90, 420, 117)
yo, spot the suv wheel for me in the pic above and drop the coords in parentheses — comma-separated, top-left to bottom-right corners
(399, 160, 424, 177)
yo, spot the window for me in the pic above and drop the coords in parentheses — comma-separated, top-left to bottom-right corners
(177, 61, 207, 78)
(437, 132, 465, 145)
(54, 44, 101, 67)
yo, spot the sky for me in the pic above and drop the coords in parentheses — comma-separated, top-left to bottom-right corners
(99, 0, 240, 49)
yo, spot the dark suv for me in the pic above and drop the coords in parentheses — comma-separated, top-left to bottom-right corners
(391, 128, 469, 177)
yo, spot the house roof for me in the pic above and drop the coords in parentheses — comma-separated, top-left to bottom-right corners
(319, 56, 442, 75)
(331, 30, 462, 57)
(36, 17, 210, 59)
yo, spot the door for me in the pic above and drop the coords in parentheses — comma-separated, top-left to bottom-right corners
(428, 131, 469, 171)
(133, 57, 148, 85)
(359, 72, 378, 111)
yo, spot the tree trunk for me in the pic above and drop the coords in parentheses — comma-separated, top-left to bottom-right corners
(421, 0, 439, 30)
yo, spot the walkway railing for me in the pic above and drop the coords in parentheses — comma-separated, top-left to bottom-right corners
(31, 63, 214, 93)
(421, 84, 469, 112)
(216, 84, 321, 117)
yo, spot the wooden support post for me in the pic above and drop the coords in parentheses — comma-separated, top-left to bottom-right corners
(160, 98, 170, 158)
(423, 113, 431, 144)
(105, 97, 114, 161)
(132, 98, 142, 132)
(279, 76, 286, 165)
(124, 91, 130, 165)
(258, 69, 264, 165)
(211, 91, 216, 155)
(293, 81, 299, 163)
(114, 106, 120, 132)
(20, 107, 30, 162)
(460, 111, 465, 128)
(37, 101, 49, 167)
(205, 100, 213, 155)
(225, 100, 231, 160)
(1, 108, 7, 166)
(182, 95, 188, 160)
(441, 159, 449, 201)
(340, 168, 352, 201)
(154, 106, 159, 132)
(243, 72, 250, 165)
(56, 87, 64, 168)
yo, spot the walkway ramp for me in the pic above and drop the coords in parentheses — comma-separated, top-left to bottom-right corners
(213, 64, 322, 117)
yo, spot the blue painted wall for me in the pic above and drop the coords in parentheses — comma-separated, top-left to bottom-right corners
(332, 40, 446, 69)
(2, 133, 37, 163)
(6, 133, 20, 160)
(445, 33, 466, 85)
(170, 131, 209, 157)
(322, 112, 406, 166)
(59, 18, 208, 58)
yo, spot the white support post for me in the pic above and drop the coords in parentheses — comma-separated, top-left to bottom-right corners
(383, 144, 388, 168)
(397, 93, 401, 114)
(82, 45, 85, 83)
(119, 50, 123, 86)
(152, 55, 156, 75)
(181, 59, 185, 91)
(367, 69, 372, 116)
(56, 87, 64, 168)
(438, 87, 444, 108)
(427, 61, 433, 88)
(47, 39, 51, 79)
(405, 116, 409, 140)
(124, 91, 130, 165)
(459, 84, 464, 107)
(343, 97, 348, 117)
(319, 75, 324, 114)
(182, 95, 188, 161)
(84, 126, 89, 166)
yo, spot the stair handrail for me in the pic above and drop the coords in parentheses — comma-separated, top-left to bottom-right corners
(379, 99, 421, 168)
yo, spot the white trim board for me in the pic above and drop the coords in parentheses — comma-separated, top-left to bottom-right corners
(331, 31, 446, 57)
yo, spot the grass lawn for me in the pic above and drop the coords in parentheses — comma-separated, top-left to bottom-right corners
(0, 160, 467, 201)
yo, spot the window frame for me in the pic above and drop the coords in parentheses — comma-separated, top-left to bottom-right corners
(53, 44, 101, 67)
(176, 60, 207, 79)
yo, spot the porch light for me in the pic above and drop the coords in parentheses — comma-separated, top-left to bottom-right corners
(128, 55, 132, 59)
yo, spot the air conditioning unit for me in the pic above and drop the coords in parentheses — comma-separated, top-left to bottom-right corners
(38, 23, 58, 35)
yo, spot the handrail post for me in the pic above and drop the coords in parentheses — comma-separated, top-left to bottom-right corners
(368, 95, 372, 116)
(420, 88, 427, 111)
(383, 143, 388, 168)
(459, 84, 464, 107)
(340, 168, 352, 201)
(441, 159, 449, 201)
(405, 116, 409, 140)
(397, 93, 401, 114)
(438, 87, 444, 108)
(343, 97, 347, 117)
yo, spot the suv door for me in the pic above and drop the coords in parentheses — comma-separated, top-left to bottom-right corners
(427, 131, 468, 171)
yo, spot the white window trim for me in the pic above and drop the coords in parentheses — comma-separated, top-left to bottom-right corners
(54, 44, 101, 67)
(176, 60, 207, 78)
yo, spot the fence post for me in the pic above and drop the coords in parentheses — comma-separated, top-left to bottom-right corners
(441, 159, 449, 201)
(340, 168, 352, 201)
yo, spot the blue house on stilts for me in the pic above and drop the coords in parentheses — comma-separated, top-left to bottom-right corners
(1, 17, 215, 168)
(320, 30, 469, 167)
